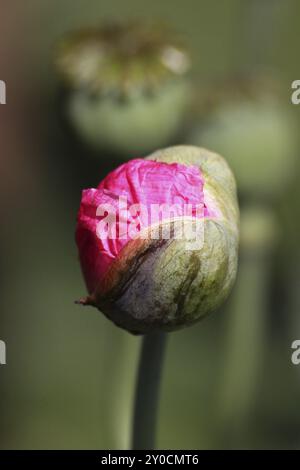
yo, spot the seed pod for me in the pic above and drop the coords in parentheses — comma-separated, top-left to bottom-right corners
(55, 21, 191, 156)
(76, 145, 239, 334)
(190, 75, 297, 201)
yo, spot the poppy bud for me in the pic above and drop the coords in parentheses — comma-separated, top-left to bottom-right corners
(76, 145, 239, 334)
(55, 21, 191, 156)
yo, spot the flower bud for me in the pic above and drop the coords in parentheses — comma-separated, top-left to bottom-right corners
(76, 145, 239, 334)
(55, 21, 191, 156)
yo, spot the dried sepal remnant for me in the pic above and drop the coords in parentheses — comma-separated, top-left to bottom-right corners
(76, 146, 239, 334)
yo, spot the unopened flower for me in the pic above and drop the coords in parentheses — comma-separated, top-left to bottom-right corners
(76, 145, 239, 334)
(55, 21, 191, 156)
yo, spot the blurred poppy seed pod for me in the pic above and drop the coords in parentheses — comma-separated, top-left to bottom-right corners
(76, 145, 239, 334)
(190, 75, 298, 201)
(55, 22, 191, 156)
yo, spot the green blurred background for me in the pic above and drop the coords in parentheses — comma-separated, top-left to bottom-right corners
(1, 0, 300, 449)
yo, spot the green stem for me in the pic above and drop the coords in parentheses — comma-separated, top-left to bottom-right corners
(131, 332, 167, 450)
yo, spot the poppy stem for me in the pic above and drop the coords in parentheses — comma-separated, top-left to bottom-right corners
(131, 331, 167, 450)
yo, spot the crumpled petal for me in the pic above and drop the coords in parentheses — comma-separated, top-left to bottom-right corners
(76, 158, 206, 293)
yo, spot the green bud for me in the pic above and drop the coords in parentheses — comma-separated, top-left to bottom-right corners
(91, 146, 239, 334)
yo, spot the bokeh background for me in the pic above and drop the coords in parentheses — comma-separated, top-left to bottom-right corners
(1, 0, 300, 449)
